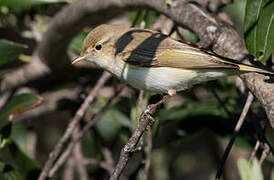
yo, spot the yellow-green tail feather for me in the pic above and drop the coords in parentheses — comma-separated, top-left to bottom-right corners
(238, 64, 274, 75)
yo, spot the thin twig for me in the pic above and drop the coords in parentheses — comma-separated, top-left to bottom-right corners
(48, 87, 126, 178)
(62, 156, 75, 180)
(73, 126, 89, 180)
(210, 87, 232, 117)
(83, 158, 113, 174)
(259, 143, 270, 165)
(38, 72, 111, 180)
(102, 147, 115, 175)
(138, 91, 145, 148)
(249, 140, 260, 162)
(27, 130, 37, 159)
(138, 91, 152, 180)
(110, 95, 170, 180)
(215, 92, 254, 180)
(143, 127, 152, 180)
(138, 90, 145, 116)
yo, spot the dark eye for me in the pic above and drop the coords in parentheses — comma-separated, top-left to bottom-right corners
(95, 44, 102, 51)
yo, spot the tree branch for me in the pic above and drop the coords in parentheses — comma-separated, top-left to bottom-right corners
(38, 72, 110, 180)
(110, 95, 170, 180)
(2, 0, 273, 125)
(215, 92, 254, 180)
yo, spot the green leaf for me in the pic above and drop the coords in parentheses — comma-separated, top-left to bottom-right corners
(0, 93, 43, 123)
(9, 142, 40, 178)
(0, 123, 12, 140)
(237, 158, 263, 180)
(0, 0, 67, 7)
(69, 32, 88, 54)
(158, 98, 236, 122)
(233, 135, 253, 151)
(0, 142, 40, 179)
(10, 124, 28, 152)
(244, 0, 264, 33)
(0, 39, 26, 67)
(0, 123, 12, 149)
(244, 0, 265, 55)
(256, 1, 274, 62)
(244, 0, 274, 62)
(95, 108, 130, 142)
(223, 0, 246, 35)
(2, 164, 24, 180)
(127, 10, 157, 28)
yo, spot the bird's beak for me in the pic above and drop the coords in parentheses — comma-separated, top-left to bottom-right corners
(72, 54, 89, 64)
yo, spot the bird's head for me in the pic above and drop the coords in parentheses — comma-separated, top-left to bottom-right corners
(72, 24, 127, 68)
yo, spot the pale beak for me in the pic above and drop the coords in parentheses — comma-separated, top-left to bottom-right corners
(72, 54, 89, 64)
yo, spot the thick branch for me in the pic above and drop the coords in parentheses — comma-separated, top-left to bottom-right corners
(2, 0, 273, 126)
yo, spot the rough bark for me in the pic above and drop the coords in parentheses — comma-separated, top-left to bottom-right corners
(1, 0, 273, 127)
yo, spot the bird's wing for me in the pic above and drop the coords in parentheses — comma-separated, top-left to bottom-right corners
(154, 48, 239, 69)
(117, 29, 238, 69)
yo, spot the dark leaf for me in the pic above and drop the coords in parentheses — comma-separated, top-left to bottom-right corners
(0, 39, 26, 67)
(2, 164, 24, 180)
(256, 1, 274, 62)
(70, 32, 88, 54)
(244, 0, 274, 62)
(0, 93, 43, 123)
(0, 123, 12, 140)
(8, 142, 40, 179)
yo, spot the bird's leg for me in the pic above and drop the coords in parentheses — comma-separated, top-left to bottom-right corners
(143, 106, 155, 127)
(142, 93, 172, 127)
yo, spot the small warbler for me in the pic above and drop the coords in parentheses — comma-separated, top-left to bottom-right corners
(72, 24, 274, 95)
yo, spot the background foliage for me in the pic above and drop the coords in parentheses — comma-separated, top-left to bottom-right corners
(0, 0, 273, 179)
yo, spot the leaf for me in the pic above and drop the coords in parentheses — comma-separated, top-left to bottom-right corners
(0, 0, 67, 7)
(0, 124, 12, 149)
(244, 0, 274, 62)
(2, 164, 24, 180)
(244, 0, 265, 55)
(8, 142, 40, 179)
(158, 98, 236, 122)
(244, 0, 265, 33)
(0, 93, 43, 123)
(251, 158, 264, 180)
(69, 32, 88, 54)
(95, 108, 130, 142)
(0, 39, 26, 67)
(0, 142, 40, 179)
(233, 136, 253, 151)
(10, 124, 28, 152)
(127, 10, 157, 28)
(256, 1, 274, 62)
(237, 158, 263, 180)
(0, 123, 12, 140)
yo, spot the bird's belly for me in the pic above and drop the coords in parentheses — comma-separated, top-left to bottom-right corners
(111, 63, 230, 93)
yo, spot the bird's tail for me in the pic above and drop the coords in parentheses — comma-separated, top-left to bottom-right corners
(238, 64, 274, 75)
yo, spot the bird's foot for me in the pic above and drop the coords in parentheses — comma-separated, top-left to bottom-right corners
(143, 105, 155, 127)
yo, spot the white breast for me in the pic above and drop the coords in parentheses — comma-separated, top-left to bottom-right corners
(104, 59, 231, 93)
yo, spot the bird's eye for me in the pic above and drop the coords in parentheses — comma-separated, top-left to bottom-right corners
(95, 44, 102, 51)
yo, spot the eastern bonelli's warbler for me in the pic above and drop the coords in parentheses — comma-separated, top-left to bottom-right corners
(72, 24, 274, 95)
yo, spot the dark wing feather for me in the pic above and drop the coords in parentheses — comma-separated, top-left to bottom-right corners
(116, 28, 239, 69)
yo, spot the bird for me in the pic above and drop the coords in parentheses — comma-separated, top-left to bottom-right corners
(72, 24, 274, 95)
